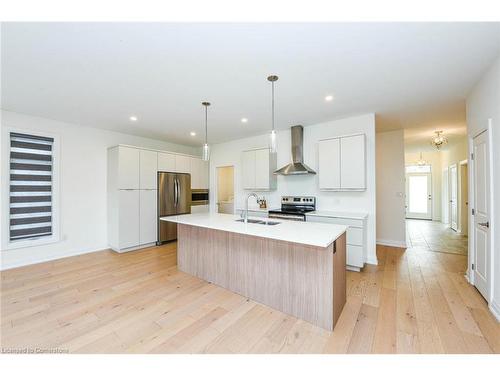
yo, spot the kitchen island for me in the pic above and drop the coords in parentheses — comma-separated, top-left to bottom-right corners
(161, 212, 347, 331)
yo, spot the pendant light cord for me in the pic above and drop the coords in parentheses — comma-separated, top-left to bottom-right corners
(271, 81, 275, 132)
(205, 105, 208, 144)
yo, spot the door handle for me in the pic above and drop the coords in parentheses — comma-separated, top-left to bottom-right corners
(478, 222, 489, 228)
(177, 178, 181, 206)
(174, 178, 179, 207)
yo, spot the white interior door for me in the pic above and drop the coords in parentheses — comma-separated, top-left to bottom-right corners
(449, 164, 458, 231)
(406, 172, 432, 219)
(442, 168, 449, 224)
(472, 131, 490, 300)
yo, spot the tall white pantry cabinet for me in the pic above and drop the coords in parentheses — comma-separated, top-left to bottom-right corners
(107, 145, 207, 253)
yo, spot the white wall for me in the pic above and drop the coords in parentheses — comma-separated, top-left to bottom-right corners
(376, 130, 406, 247)
(1, 110, 198, 269)
(209, 113, 377, 265)
(405, 151, 442, 221)
(466, 54, 500, 319)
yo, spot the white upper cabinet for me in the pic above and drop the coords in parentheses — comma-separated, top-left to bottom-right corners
(118, 146, 140, 190)
(340, 135, 366, 190)
(319, 133, 366, 191)
(318, 138, 341, 190)
(242, 148, 277, 191)
(254, 148, 271, 189)
(175, 154, 191, 174)
(242, 150, 256, 189)
(157, 152, 175, 172)
(139, 149, 158, 189)
(190, 157, 209, 189)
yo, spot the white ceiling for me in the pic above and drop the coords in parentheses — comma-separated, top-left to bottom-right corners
(2, 22, 500, 147)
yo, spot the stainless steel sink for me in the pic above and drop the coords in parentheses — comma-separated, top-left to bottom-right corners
(235, 219, 280, 225)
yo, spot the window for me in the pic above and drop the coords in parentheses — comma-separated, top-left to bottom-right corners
(9, 132, 54, 243)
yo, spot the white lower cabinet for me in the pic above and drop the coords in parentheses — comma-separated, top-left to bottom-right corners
(306, 213, 367, 271)
(140, 190, 157, 245)
(118, 190, 140, 250)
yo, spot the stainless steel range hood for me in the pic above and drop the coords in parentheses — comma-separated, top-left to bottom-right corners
(274, 125, 316, 175)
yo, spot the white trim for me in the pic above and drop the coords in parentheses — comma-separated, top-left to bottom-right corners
(2, 126, 61, 251)
(376, 239, 407, 248)
(365, 255, 379, 265)
(0, 246, 107, 271)
(489, 300, 500, 322)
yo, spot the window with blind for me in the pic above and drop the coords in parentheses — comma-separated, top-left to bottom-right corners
(9, 132, 54, 242)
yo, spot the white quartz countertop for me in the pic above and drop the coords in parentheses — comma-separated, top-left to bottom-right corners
(161, 212, 347, 248)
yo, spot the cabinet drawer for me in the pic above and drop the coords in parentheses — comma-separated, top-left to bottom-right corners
(306, 215, 363, 228)
(347, 227, 363, 246)
(347, 245, 363, 268)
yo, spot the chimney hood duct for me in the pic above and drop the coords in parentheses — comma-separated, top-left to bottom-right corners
(274, 125, 316, 175)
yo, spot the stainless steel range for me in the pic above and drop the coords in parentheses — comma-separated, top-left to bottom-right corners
(268, 196, 316, 221)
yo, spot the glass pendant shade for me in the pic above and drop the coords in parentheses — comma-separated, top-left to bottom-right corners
(202, 143, 210, 161)
(270, 130, 277, 154)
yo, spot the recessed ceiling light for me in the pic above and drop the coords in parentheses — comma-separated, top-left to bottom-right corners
(190, 131, 197, 136)
(241, 118, 248, 123)
(129, 116, 138, 121)
(324, 95, 334, 102)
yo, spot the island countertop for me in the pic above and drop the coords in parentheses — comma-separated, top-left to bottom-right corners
(161, 212, 347, 248)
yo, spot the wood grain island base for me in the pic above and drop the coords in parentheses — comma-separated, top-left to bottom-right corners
(177, 223, 346, 331)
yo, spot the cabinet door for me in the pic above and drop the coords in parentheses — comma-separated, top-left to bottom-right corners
(140, 150, 158, 189)
(190, 157, 201, 189)
(158, 152, 175, 172)
(254, 149, 270, 189)
(242, 150, 256, 189)
(140, 189, 157, 245)
(340, 134, 366, 190)
(175, 155, 191, 174)
(118, 190, 140, 249)
(118, 146, 140, 189)
(318, 138, 341, 189)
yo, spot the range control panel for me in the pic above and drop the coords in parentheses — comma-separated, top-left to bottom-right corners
(281, 196, 316, 205)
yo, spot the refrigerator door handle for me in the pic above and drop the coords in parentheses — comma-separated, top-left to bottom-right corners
(177, 177, 181, 207)
(174, 178, 177, 207)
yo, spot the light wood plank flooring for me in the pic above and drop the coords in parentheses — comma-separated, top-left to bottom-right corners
(406, 219, 468, 256)
(1, 243, 498, 354)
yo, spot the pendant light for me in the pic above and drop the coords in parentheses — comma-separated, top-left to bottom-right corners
(267, 75, 279, 154)
(430, 130, 448, 150)
(201, 101, 211, 161)
(417, 152, 427, 166)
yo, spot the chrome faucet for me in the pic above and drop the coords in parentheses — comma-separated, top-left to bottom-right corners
(242, 193, 259, 223)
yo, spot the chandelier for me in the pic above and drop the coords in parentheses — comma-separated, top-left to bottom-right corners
(430, 130, 447, 150)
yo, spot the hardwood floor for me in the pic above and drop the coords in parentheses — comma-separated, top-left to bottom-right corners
(406, 219, 468, 256)
(1, 242, 498, 354)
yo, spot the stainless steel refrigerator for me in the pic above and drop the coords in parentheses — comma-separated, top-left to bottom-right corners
(157, 172, 191, 244)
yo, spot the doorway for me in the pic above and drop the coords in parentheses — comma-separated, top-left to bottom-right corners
(449, 164, 458, 231)
(216, 166, 234, 214)
(405, 165, 432, 220)
(459, 161, 468, 235)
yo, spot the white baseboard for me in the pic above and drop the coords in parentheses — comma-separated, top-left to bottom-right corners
(365, 256, 378, 266)
(376, 239, 407, 248)
(0, 246, 108, 271)
(489, 300, 500, 322)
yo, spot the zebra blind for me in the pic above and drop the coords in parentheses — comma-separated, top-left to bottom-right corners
(9, 132, 54, 242)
